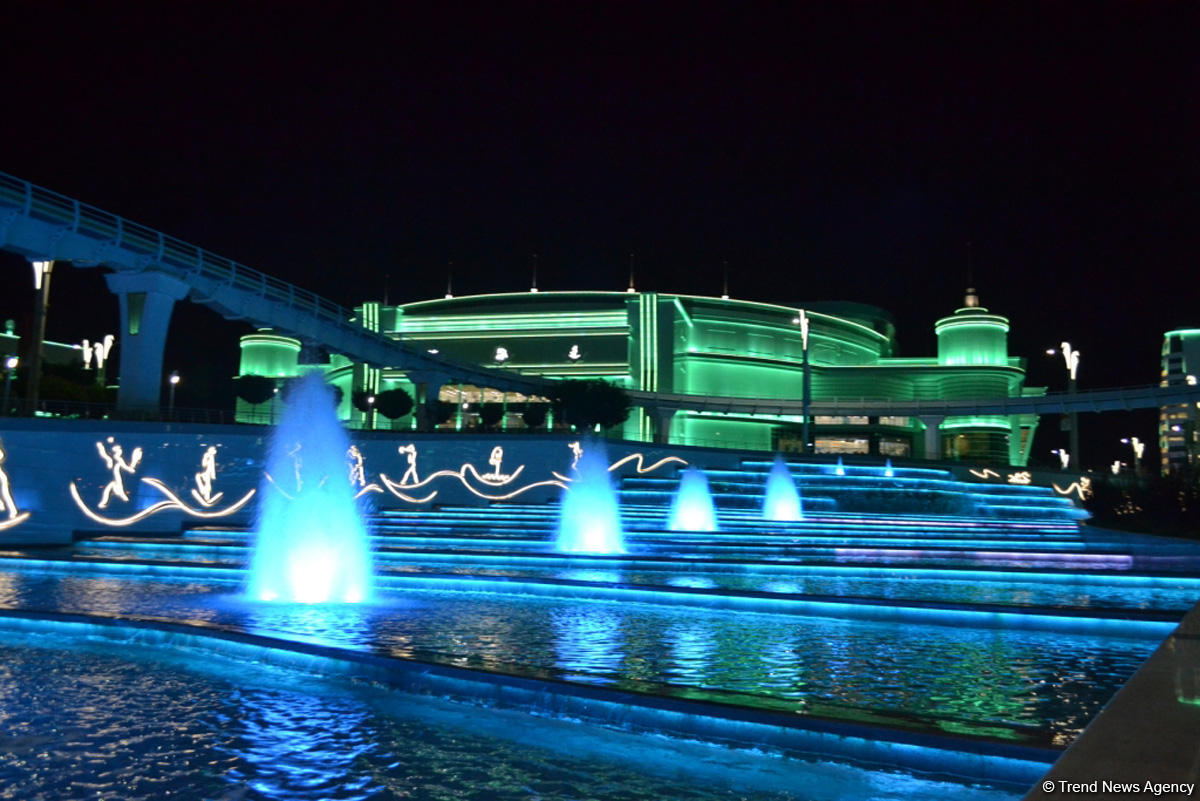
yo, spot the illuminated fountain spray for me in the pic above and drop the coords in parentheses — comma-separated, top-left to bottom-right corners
(556, 442, 624, 554)
(762, 455, 803, 521)
(247, 372, 373, 603)
(669, 466, 718, 531)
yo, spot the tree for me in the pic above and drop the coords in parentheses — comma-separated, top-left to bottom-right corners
(522, 403, 548, 429)
(434, 400, 456, 425)
(553, 379, 631, 431)
(234, 375, 276, 405)
(478, 401, 504, 430)
(375, 388, 414, 420)
(351, 389, 373, 414)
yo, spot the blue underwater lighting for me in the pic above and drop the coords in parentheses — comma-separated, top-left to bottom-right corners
(763, 454, 803, 521)
(556, 442, 625, 554)
(247, 373, 374, 603)
(669, 466, 719, 531)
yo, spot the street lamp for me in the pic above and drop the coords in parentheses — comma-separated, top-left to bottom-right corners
(2, 355, 18, 416)
(793, 310, 812, 455)
(1047, 342, 1081, 469)
(1121, 437, 1145, 477)
(366, 394, 375, 429)
(168, 371, 180, 417)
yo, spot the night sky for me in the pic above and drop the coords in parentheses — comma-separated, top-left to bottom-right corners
(1, 4, 1195, 467)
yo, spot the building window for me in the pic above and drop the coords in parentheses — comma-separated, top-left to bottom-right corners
(815, 437, 870, 455)
(879, 437, 910, 457)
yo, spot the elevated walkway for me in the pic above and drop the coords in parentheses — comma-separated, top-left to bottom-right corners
(0, 171, 552, 407)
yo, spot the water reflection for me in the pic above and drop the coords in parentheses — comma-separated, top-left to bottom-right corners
(665, 623, 715, 684)
(221, 685, 377, 800)
(551, 606, 624, 682)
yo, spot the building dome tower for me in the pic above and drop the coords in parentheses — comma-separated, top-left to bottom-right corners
(935, 288, 1011, 367)
(930, 289, 1030, 463)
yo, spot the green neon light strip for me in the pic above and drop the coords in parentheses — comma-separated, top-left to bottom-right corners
(395, 291, 888, 345)
(399, 331, 626, 341)
(672, 297, 694, 328)
(934, 317, 1010, 335)
(397, 290, 643, 310)
(241, 335, 301, 351)
(675, 293, 889, 343)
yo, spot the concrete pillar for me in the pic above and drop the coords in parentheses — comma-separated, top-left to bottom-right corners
(23, 261, 54, 415)
(648, 406, 675, 445)
(105, 272, 190, 413)
(410, 373, 446, 431)
(920, 416, 944, 461)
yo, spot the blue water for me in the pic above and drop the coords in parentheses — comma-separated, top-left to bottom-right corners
(556, 443, 625, 554)
(0, 628, 1019, 800)
(669, 466, 719, 531)
(0, 569, 1156, 746)
(248, 373, 373, 603)
(763, 455, 804, 521)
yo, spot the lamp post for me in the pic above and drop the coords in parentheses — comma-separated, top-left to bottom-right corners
(366, 394, 375, 430)
(1121, 437, 1145, 477)
(26, 260, 54, 415)
(2, 355, 18, 416)
(1047, 342, 1081, 469)
(793, 310, 812, 455)
(168, 371, 180, 418)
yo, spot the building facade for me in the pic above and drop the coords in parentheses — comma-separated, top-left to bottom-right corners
(237, 289, 1043, 465)
(1160, 328, 1200, 474)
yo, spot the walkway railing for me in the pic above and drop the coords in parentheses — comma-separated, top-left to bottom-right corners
(0, 172, 554, 396)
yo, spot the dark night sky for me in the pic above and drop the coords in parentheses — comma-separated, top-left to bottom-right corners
(1, 3, 1195, 467)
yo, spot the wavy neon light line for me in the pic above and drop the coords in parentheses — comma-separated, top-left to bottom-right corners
(378, 475, 439, 503)
(353, 483, 385, 499)
(0, 512, 31, 532)
(1052, 480, 1091, 501)
(969, 468, 1001, 479)
(607, 453, 688, 474)
(141, 479, 256, 517)
(461, 478, 567, 501)
(462, 463, 525, 487)
(190, 489, 225, 508)
(69, 482, 180, 526)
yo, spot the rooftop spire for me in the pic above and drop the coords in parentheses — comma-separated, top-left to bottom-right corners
(964, 241, 979, 306)
(627, 252, 636, 293)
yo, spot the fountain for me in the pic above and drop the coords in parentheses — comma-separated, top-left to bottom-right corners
(834, 456, 845, 476)
(762, 454, 803, 521)
(884, 458, 894, 478)
(668, 466, 718, 531)
(556, 441, 625, 554)
(247, 372, 374, 603)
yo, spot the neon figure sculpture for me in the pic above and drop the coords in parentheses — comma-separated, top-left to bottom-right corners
(96, 438, 143, 509)
(0, 442, 30, 530)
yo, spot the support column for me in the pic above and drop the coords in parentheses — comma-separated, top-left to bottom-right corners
(105, 272, 190, 413)
(920, 416, 944, 461)
(648, 406, 675, 445)
(23, 260, 54, 415)
(410, 373, 446, 432)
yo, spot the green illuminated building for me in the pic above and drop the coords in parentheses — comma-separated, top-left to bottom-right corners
(1160, 328, 1200, 474)
(237, 288, 1042, 464)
